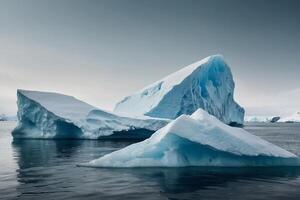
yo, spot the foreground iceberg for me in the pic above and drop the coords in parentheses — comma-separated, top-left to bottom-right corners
(278, 112, 300, 123)
(12, 90, 169, 139)
(114, 55, 245, 125)
(83, 109, 298, 167)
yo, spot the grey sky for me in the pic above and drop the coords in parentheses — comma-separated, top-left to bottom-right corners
(0, 0, 299, 116)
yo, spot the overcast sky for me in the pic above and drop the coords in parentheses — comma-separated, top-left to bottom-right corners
(0, 0, 299, 116)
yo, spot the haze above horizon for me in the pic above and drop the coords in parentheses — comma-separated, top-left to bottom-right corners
(0, 0, 299, 116)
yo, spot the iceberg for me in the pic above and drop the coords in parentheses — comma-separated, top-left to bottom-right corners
(244, 116, 282, 123)
(114, 55, 245, 125)
(244, 116, 273, 123)
(0, 114, 17, 121)
(278, 112, 300, 123)
(82, 109, 298, 167)
(0, 114, 7, 121)
(270, 116, 280, 123)
(12, 90, 169, 139)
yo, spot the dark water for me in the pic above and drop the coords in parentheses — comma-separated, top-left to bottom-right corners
(1, 121, 300, 200)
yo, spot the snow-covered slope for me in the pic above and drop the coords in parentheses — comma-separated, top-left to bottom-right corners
(12, 90, 169, 139)
(114, 55, 244, 125)
(82, 109, 298, 167)
(278, 112, 300, 122)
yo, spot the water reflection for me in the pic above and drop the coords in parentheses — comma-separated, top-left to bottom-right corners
(12, 138, 134, 168)
(125, 167, 300, 193)
(11, 138, 300, 200)
(12, 139, 83, 168)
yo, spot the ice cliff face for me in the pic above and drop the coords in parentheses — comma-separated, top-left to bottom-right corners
(114, 55, 244, 125)
(82, 109, 298, 168)
(12, 90, 169, 139)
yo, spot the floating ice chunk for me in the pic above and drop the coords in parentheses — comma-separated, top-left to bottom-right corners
(83, 109, 298, 167)
(244, 116, 274, 123)
(12, 90, 169, 139)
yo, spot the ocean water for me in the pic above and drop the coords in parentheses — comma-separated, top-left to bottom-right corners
(1, 121, 300, 200)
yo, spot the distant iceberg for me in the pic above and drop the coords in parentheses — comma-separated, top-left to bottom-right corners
(114, 55, 245, 125)
(278, 112, 300, 123)
(244, 116, 273, 123)
(12, 90, 169, 139)
(0, 114, 17, 121)
(0, 114, 8, 121)
(82, 109, 298, 167)
(244, 116, 281, 123)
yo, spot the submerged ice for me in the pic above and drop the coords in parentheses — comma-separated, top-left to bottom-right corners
(114, 55, 245, 125)
(83, 109, 298, 167)
(12, 90, 169, 139)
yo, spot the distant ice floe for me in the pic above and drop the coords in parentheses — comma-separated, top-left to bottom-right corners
(244, 116, 281, 123)
(0, 114, 17, 121)
(278, 112, 300, 123)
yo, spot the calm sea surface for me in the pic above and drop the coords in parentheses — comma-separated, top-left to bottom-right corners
(1, 121, 300, 200)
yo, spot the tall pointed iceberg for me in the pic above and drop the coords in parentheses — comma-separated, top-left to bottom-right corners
(114, 55, 244, 125)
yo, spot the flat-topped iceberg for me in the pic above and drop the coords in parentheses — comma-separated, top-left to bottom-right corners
(114, 55, 245, 125)
(244, 116, 273, 123)
(12, 90, 169, 139)
(244, 116, 282, 123)
(83, 109, 298, 167)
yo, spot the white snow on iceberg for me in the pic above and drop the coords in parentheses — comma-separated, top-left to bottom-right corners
(278, 112, 300, 123)
(82, 109, 298, 167)
(12, 90, 169, 139)
(114, 55, 245, 125)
